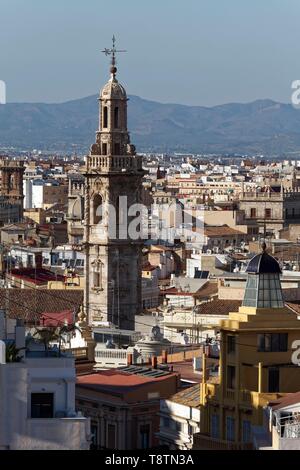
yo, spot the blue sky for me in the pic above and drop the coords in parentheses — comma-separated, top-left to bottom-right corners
(1, 0, 300, 105)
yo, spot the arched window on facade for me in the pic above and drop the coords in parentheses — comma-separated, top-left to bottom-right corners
(93, 194, 103, 225)
(8, 173, 14, 191)
(114, 143, 120, 155)
(114, 107, 119, 128)
(103, 107, 108, 128)
(102, 143, 108, 155)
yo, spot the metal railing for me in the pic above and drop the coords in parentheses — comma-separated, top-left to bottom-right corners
(275, 412, 300, 439)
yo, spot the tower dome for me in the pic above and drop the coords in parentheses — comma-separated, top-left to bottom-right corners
(100, 75, 127, 101)
(246, 250, 282, 275)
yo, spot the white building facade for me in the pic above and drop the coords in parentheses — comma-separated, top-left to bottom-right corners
(0, 317, 90, 450)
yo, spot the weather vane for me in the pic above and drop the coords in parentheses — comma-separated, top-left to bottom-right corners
(102, 35, 127, 75)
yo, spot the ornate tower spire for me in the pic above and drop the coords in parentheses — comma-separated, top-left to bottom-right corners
(83, 39, 145, 331)
(102, 35, 127, 80)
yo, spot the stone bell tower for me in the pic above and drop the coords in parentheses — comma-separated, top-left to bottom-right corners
(83, 38, 145, 331)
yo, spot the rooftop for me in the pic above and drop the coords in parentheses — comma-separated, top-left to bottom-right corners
(9, 268, 65, 285)
(269, 392, 300, 411)
(0, 288, 83, 323)
(76, 367, 175, 396)
(196, 299, 242, 316)
(168, 384, 201, 407)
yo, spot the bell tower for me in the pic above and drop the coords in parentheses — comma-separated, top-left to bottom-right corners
(83, 38, 145, 331)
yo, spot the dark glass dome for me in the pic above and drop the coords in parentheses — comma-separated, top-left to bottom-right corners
(246, 251, 281, 275)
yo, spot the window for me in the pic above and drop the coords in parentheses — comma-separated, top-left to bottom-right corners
(211, 414, 220, 439)
(243, 273, 284, 309)
(265, 208, 272, 219)
(140, 424, 150, 449)
(107, 423, 116, 449)
(90, 423, 98, 450)
(175, 421, 182, 433)
(268, 367, 280, 393)
(227, 335, 236, 354)
(114, 143, 120, 155)
(242, 420, 251, 443)
(103, 107, 108, 128)
(114, 107, 119, 128)
(102, 143, 108, 155)
(93, 260, 103, 290)
(227, 366, 236, 390)
(93, 194, 103, 225)
(226, 417, 235, 442)
(162, 417, 170, 428)
(31, 393, 54, 419)
(257, 333, 288, 352)
(250, 208, 256, 218)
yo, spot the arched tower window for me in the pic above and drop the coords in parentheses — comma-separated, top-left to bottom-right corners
(93, 194, 103, 225)
(114, 107, 119, 128)
(114, 143, 120, 155)
(8, 173, 14, 191)
(102, 143, 108, 155)
(103, 107, 108, 128)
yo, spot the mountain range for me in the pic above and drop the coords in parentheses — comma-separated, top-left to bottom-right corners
(1, 95, 300, 155)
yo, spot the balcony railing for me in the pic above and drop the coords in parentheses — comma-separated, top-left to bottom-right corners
(225, 389, 235, 401)
(275, 412, 300, 439)
(68, 347, 88, 359)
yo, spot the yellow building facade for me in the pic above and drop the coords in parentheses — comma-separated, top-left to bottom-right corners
(194, 244, 300, 449)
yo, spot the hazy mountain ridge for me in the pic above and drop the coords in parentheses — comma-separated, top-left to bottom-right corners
(1, 95, 300, 154)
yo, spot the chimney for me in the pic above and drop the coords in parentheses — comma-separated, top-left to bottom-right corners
(127, 353, 133, 366)
(151, 356, 158, 369)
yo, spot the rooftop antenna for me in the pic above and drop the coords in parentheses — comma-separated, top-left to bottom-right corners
(102, 35, 127, 78)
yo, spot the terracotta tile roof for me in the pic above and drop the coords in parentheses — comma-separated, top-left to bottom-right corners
(193, 282, 218, 299)
(204, 225, 245, 237)
(269, 392, 300, 411)
(0, 288, 83, 323)
(142, 263, 158, 272)
(286, 302, 300, 316)
(196, 299, 242, 316)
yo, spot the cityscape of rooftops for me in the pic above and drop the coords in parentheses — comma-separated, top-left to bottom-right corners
(1, 0, 300, 462)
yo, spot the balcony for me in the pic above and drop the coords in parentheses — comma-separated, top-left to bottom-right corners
(272, 412, 300, 450)
(86, 155, 143, 173)
(94, 348, 130, 369)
